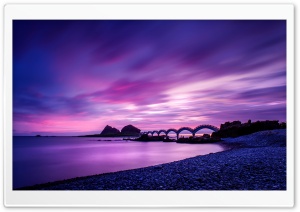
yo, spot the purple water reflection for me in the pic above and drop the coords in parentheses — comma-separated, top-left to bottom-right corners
(13, 136, 224, 189)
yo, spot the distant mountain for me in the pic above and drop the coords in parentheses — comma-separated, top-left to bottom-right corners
(100, 125, 121, 136)
(121, 124, 141, 136)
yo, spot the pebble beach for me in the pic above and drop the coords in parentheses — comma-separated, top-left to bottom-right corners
(20, 129, 286, 190)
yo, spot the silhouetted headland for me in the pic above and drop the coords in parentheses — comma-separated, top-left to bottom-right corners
(211, 120, 286, 139)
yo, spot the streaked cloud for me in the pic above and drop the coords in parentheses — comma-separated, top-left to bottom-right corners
(13, 20, 286, 135)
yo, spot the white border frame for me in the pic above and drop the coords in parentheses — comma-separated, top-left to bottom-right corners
(3, 4, 294, 207)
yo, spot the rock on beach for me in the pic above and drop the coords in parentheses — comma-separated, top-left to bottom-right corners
(20, 129, 286, 190)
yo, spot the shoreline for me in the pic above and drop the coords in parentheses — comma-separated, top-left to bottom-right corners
(17, 142, 233, 190)
(17, 129, 286, 190)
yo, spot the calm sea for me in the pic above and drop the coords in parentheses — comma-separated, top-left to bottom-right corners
(13, 136, 224, 189)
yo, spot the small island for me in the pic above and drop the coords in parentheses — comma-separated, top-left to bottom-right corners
(79, 124, 141, 137)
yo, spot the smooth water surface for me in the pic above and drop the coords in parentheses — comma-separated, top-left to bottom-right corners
(13, 136, 224, 188)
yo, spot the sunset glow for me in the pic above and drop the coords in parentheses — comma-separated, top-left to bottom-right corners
(13, 20, 286, 136)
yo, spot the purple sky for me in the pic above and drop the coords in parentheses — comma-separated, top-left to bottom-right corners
(13, 20, 286, 136)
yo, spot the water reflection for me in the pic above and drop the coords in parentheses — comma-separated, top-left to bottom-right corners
(13, 136, 224, 188)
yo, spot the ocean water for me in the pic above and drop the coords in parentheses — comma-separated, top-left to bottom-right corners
(13, 136, 224, 189)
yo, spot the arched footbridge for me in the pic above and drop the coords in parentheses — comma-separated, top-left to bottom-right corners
(141, 124, 220, 140)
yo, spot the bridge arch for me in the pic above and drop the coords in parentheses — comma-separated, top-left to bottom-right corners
(193, 124, 219, 134)
(158, 130, 167, 136)
(142, 124, 220, 140)
(177, 127, 194, 139)
(177, 127, 194, 134)
(166, 128, 178, 136)
(152, 130, 159, 136)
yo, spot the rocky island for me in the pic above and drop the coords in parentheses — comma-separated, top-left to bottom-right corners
(80, 124, 141, 137)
